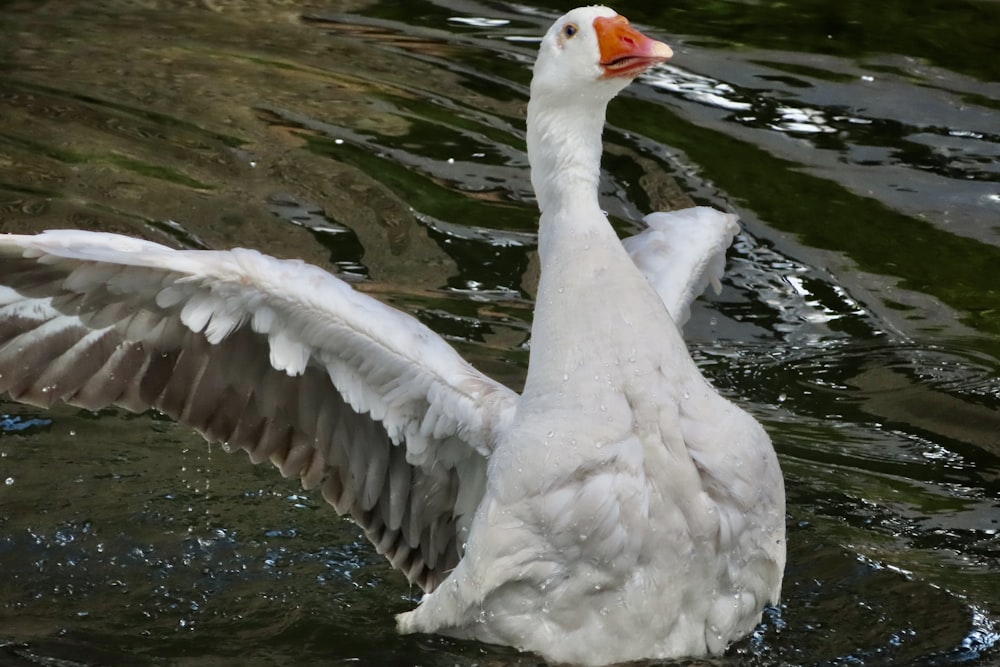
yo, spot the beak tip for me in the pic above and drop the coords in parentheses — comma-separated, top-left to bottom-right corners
(652, 40, 674, 60)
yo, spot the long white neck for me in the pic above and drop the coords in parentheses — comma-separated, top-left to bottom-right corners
(526, 94, 609, 250)
(522, 91, 644, 405)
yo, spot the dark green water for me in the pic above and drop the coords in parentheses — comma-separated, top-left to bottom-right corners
(0, 1, 997, 665)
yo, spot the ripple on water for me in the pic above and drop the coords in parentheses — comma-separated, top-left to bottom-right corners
(0, 0, 998, 665)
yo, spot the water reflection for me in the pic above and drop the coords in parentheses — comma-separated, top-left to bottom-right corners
(0, 0, 998, 665)
(644, 60, 1000, 186)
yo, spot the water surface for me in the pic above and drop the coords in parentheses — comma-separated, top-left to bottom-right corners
(0, 1, 998, 665)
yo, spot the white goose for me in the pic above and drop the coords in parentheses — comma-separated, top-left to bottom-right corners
(0, 6, 784, 666)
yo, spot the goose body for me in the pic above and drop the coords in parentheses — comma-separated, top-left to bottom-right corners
(0, 6, 784, 666)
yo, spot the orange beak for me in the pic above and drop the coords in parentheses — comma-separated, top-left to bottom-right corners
(594, 15, 673, 79)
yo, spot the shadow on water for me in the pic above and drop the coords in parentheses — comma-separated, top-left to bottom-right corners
(0, 0, 998, 665)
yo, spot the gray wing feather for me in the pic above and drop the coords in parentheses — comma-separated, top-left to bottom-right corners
(0, 231, 519, 591)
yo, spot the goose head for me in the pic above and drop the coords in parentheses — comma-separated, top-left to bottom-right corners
(531, 6, 673, 107)
(527, 7, 672, 215)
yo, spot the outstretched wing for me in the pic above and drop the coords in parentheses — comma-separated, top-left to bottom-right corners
(622, 207, 739, 327)
(0, 230, 519, 591)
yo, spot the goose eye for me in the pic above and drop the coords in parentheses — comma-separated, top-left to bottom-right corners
(563, 23, 578, 38)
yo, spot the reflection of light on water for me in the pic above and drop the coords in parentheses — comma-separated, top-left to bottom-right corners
(503, 35, 541, 44)
(784, 274, 842, 324)
(643, 65, 839, 134)
(643, 64, 752, 111)
(769, 105, 836, 134)
(447, 17, 510, 28)
(964, 606, 1000, 658)
(0, 414, 53, 432)
(949, 129, 985, 139)
(726, 232, 874, 343)
(837, 116, 874, 125)
(415, 210, 535, 248)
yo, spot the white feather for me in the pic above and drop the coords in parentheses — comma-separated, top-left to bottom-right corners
(623, 206, 740, 327)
